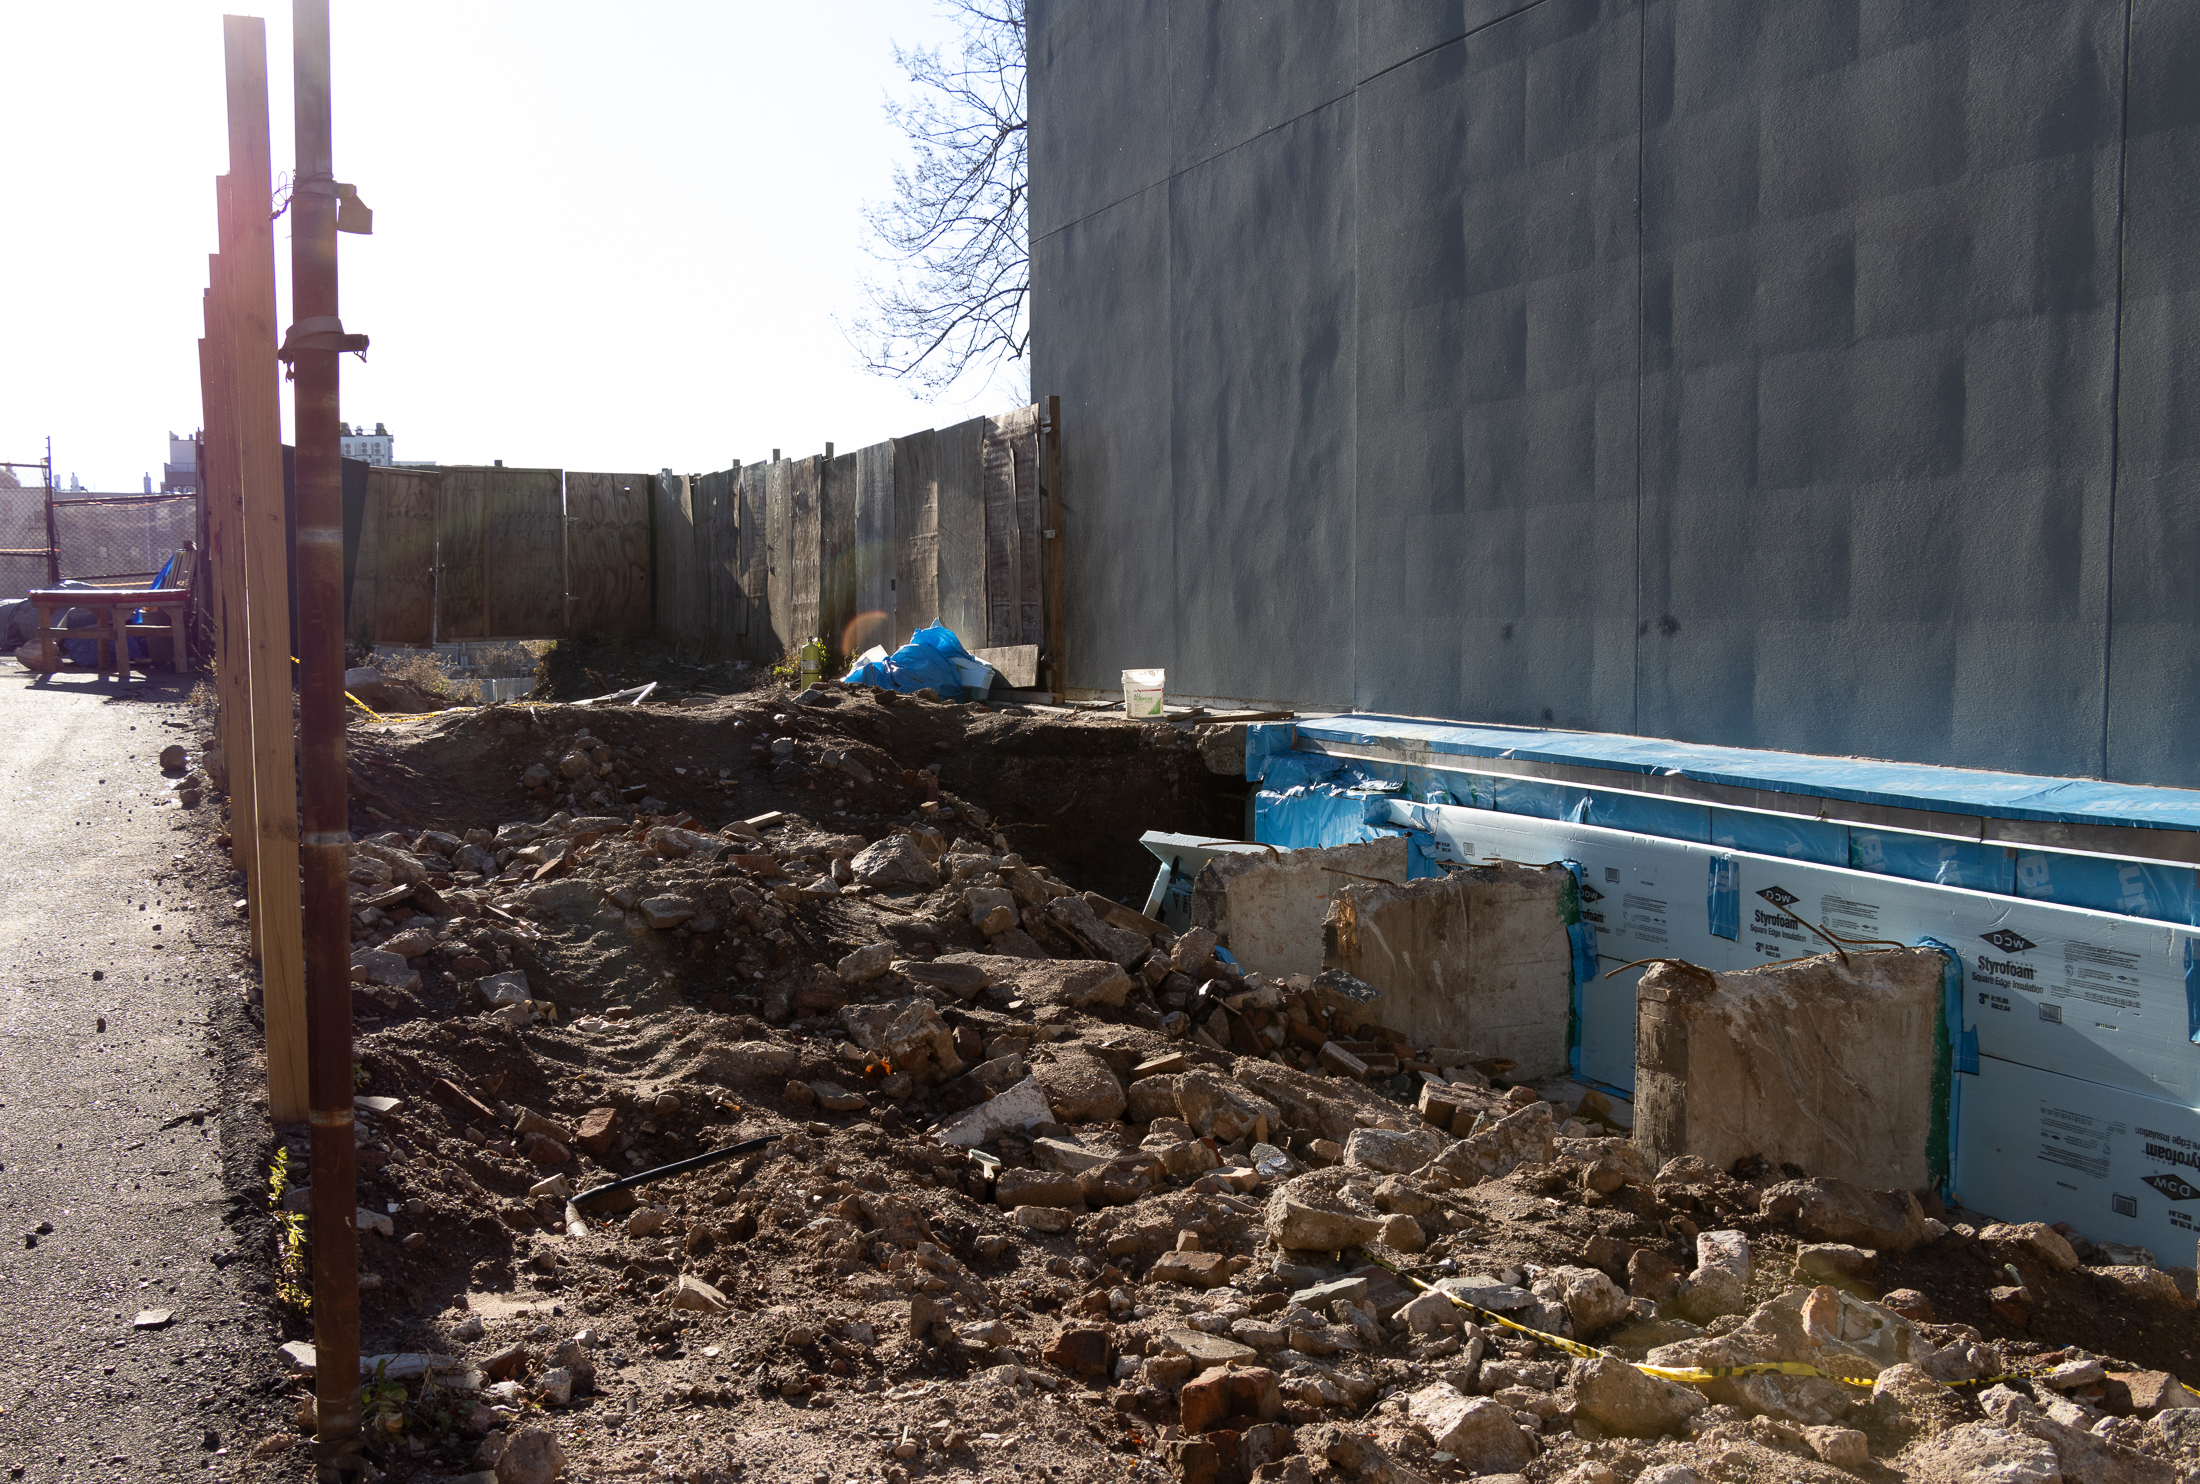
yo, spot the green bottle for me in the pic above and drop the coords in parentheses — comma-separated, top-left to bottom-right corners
(798, 638, 825, 689)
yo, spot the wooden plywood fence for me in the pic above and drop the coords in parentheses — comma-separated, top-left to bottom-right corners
(342, 401, 1058, 686)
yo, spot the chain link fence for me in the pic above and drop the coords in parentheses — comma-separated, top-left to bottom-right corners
(50, 493, 198, 582)
(0, 480, 45, 600)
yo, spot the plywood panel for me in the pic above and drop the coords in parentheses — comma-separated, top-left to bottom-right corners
(891, 430, 938, 647)
(935, 416, 988, 647)
(789, 456, 822, 650)
(738, 461, 765, 648)
(695, 467, 741, 647)
(435, 468, 486, 640)
(820, 451, 860, 657)
(565, 471, 653, 640)
(854, 441, 897, 654)
(983, 404, 1043, 647)
(479, 466, 565, 637)
(764, 458, 793, 658)
(653, 470, 697, 641)
(365, 467, 435, 644)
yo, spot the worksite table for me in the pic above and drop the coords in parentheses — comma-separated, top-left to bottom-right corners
(26, 588, 191, 679)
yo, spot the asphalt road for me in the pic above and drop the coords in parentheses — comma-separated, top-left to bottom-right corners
(0, 667, 287, 1480)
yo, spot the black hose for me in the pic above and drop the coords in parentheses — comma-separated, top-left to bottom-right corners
(570, 1134, 780, 1207)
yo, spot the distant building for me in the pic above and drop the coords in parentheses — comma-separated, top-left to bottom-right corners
(160, 432, 198, 494)
(340, 421, 395, 465)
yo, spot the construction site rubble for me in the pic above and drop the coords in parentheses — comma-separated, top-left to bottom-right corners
(210, 684, 2200, 1482)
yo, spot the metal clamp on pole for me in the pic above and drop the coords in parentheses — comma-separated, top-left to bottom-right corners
(276, 314, 369, 367)
(291, 172, 373, 234)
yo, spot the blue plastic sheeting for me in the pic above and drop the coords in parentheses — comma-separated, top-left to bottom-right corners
(843, 623, 980, 699)
(1569, 792, 1713, 841)
(1852, 831, 2017, 894)
(2013, 851, 2200, 924)
(1708, 857, 1739, 941)
(1713, 809, 1849, 866)
(1922, 937, 1980, 1076)
(1290, 715, 2200, 835)
(2188, 938, 2200, 1045)
(1261, 720, 2200, 929)
(1252, 785, 1390, 850)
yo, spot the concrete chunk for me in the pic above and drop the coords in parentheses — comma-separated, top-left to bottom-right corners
(1635, 947, 1948, 1190)
(1322, 863, 1577, 1080)
(1190, 839, 1410, 977)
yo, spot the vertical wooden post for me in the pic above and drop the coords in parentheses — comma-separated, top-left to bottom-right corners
(1042, 395, 1066, 701)
(291, 0, 362, 1454)
(222, 14, 308, 1124)
(201, 265, 258, 885)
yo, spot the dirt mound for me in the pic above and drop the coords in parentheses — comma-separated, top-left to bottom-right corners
(344, 680, 1240, 901)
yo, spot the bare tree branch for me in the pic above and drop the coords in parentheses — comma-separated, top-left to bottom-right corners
(850, 0, 1028, 395)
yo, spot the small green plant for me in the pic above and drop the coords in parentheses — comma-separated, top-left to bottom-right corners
(363, 1358, 409, 1436)
(266, 1147, 311, 1314)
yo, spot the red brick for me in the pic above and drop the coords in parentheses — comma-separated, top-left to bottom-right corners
(1041, 1325, 1110, 1378)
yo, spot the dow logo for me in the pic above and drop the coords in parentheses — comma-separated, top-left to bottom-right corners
(1980, 929, 2037, 954)
(2143, 1173, 2200, 1202)
(1580, 884, 1604, 904)
(1756, 886, 1799, 909)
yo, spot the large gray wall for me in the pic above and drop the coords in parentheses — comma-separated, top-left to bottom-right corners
(1029, 0, 2200, 787)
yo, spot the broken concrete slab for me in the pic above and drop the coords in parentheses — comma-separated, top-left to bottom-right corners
(1635, 947, 1947, 1190)
(933, 952, 1132, 1010)
(1190, 838, 1410, 978)
(1321, 862, 1577, 1081)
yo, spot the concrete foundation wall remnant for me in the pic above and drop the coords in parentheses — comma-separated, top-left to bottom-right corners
(1190, 837, 1409, 978)
(1321, 863, 1577, 1081)
(1634, 947, 1948, 1191)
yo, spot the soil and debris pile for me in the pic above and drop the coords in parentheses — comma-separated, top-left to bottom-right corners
(217, 681, 2200, 1484)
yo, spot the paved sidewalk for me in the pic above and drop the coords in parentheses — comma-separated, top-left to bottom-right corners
(0, 669, 288, 1481)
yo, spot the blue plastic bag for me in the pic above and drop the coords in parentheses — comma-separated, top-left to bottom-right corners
(842, 622, 981, 699)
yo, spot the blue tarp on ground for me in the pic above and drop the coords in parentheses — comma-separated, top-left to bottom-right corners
(842, 623, 981, 700)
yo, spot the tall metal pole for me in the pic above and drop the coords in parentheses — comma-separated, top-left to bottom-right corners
(43, 436, 57, 585)
(290, 0, 361, 1463)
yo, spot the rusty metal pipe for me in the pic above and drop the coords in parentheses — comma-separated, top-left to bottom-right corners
(290, 0, 360, 1461)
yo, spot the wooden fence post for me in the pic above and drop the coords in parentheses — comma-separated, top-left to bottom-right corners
(221, 14, 308, 1123)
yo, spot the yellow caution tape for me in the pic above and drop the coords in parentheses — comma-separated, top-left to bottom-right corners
(1368, 1255, 2057, 1392)
(284, 654, 388, 722)
(1366, 1255, 1878, 1388)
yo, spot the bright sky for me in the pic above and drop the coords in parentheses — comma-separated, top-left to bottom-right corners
(0, 2, 1029, 491)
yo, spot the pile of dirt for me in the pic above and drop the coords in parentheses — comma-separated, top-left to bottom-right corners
(528, 633, 773, 704)
(189, 681, 2200, 1484)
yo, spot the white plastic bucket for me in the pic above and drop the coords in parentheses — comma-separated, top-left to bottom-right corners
(952, 656, 998, 695)
(1123, 668, 1165, 717)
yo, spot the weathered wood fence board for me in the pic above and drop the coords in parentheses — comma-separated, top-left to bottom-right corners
(821, 451, 859, 656)
(982, 406, 1043, 648)
(935, 415, 988, 648)
(352, 467, 435, 643)
(764, 459, 793, 658)
(738, 462, 766, 650)
(566, 471, 653, 640)
(340, 403, 1050, 679)
(854, 441, 896, 653)
(788, 456, 821, 650)
(891, 431, 938, 650)
(693, 467, 741, 647)
(434, 470, 486, 640)
(652, 470, 699, 642)
(480, 467, 565, 638)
